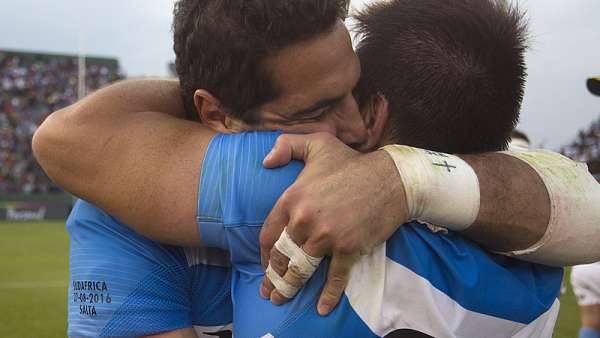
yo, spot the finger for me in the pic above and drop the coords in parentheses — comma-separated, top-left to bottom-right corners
(269, 223, 312, 283)
(317, 253, 356, 316)
(268, 264, 305, 305)
(268, 254, 309, 304)
(260, 198, 289, 269)
(260, 273, 275, 299)
(299, 233, 330, 259)
(263, 135, 294, 168)
(259, 200, 289, 299)
(263, 134, 318, 168)
(265, 263, 300, 305)
(266, 226, 316, 304)
(269, 246, 290, 279)
(270, 288, 291, 305)
(269, 225, 326, 302)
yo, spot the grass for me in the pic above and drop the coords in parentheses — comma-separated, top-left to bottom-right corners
(0, 221, 583, 337)
(0, 221, 69, 338)
(555, 267, 581, 337)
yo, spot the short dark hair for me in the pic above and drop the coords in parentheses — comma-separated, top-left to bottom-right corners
(173, 0, 348, 122)
(354, 0, 528, 153)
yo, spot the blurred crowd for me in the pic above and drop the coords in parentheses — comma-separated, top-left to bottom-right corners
(0, 52, 121, 194)
(561, 117, 600, 163)
(0, 50, 597, 195)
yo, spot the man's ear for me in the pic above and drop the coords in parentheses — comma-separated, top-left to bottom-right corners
(357, 93, 389, 152)
(193, 89, 233, 133)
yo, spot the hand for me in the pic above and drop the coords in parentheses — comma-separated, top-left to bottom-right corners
(258, 133, 409, 315)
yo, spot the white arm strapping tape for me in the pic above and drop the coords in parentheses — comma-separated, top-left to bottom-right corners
(381, 145, 480, 231)
(268, 227, 323, 298)
(500, 149, 600, 266)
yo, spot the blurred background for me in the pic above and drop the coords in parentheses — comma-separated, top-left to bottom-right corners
(0, 0, 598, 337)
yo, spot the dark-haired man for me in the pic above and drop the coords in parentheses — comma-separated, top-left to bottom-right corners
(170, 0, 565, 335)
(34, 0, 600, 337)
(40, 2, 360, 337)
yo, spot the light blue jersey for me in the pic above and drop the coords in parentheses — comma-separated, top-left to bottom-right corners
(198, 132, 563, 338)
(67, 200, 233, 337)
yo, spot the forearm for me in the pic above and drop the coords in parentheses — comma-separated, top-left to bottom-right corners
(465, 150, 600, 266)
(382, 146, 600, 265)
(33, 79, 213, 246)
(460, 153, 550, 252)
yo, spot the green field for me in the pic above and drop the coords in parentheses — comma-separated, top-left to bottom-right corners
(0, 222, 69, 338)
(0, 221, 582, 337)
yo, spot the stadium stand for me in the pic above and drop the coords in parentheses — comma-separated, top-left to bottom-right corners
(0, 50, 121, 194)
(0, 48, 596, 190)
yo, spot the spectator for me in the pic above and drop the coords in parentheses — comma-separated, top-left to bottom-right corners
(0, 51, 121, 194)
(561, 116, 600, 164)
(509, 129, 530, 151)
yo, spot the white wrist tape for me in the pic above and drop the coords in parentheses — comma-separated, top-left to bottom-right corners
(268, 227, 323, 298)
(381, 145, 480, 231)
(500, 150, 600, 266)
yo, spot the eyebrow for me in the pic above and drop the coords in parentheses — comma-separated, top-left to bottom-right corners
(289, 94, 345, 119)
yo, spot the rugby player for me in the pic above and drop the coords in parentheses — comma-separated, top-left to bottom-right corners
(571, 263, 600, 338)
(34, 0, 600, 336)
(171, 1, 560, 335)
(65, 201, 233, 337)
(575, 73, 600, 338)
(43, 2, 365, 337)
(509, 130, 531, 151)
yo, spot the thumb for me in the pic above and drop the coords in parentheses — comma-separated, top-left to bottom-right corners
(263, 134, 313, 168)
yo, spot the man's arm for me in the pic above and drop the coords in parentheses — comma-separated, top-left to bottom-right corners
(472, 150, 600, 264)
(459, 152, 549, 251)
(34, 79, 599, 314)
(34, 79, 599, 258)
(259, 133, 600, 314)
(33, 79, 214, 246)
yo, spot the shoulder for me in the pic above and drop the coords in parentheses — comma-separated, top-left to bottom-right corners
(199, 131, 303, 228)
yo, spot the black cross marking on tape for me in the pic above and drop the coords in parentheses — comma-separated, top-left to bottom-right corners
(433, 160, 456, 173)
(426, 150, 449, 158)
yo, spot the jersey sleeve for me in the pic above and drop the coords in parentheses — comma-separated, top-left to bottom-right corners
(66, 200, 193, 337)
(197, 131, 303, 263)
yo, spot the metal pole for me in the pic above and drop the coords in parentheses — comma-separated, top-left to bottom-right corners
(78, 31, 86, 100)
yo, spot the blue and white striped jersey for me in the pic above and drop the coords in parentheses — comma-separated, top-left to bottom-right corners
(197, 132, 563, 338)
